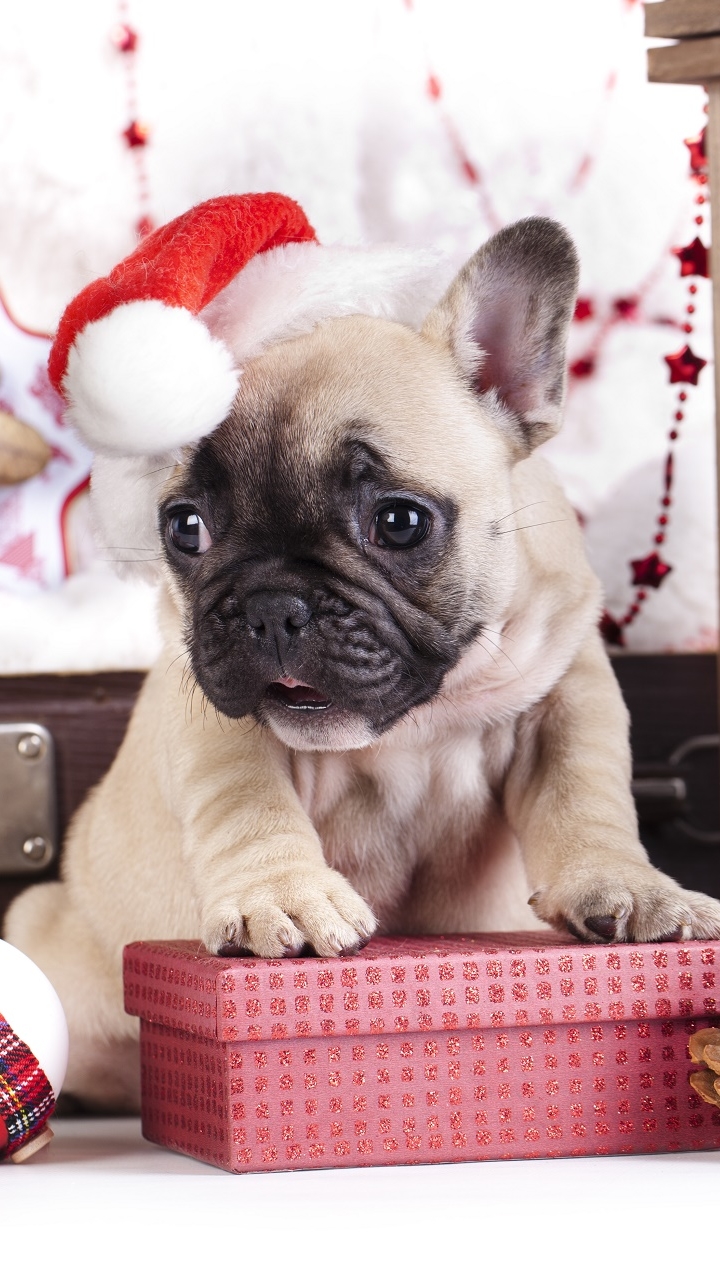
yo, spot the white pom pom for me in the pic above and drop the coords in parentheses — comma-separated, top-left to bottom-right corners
(63, 299, 240, 455)
(0, 939, 68, 1098)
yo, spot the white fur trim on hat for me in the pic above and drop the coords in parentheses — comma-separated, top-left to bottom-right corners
(200, 241, 451, 364)
(63, 299, 240, 456)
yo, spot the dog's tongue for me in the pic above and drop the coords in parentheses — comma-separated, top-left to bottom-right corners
(268, 676, 331, 709)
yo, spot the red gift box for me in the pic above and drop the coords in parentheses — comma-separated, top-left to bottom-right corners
(122, 932, 720, 1173)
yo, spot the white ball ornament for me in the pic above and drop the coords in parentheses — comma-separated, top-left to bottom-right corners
(0, 938, 69, 1161)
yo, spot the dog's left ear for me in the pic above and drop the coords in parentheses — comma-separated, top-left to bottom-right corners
(422, 217, 579, 451)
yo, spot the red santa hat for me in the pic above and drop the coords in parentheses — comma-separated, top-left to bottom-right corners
(49, 192, 446, 458)
(48, 193, 316, 456)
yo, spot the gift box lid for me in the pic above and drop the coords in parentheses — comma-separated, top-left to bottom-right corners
(122, 934, 719, 1044)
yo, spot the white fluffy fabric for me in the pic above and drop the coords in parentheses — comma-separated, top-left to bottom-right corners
(201, 241, 451, 362)
(0, 0, 715, 664)
(64, 299, 240, 455)
(0, 566, 160, 674)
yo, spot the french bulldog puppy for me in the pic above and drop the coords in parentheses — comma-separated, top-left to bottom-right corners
(7, 217, 720, 1109)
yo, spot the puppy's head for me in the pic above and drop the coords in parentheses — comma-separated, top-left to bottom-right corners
(109, 218, 578, 750)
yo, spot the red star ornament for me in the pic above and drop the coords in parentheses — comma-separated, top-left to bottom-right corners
(111, 23, 138, 53)
(630, 552, 672, 589)
(672, 237, 709, 279)
(123, 120, 150, 148)
(684, 128, 707, 178)
(569, 356, 595, 378)
(573, 298, 594, 322)
(664, 344, 706, 385)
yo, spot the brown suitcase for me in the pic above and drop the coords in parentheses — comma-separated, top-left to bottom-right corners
(1, 656, 718, 927)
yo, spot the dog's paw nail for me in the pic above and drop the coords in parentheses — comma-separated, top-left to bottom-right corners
(217, 942, 253, 957)
(356, 935, 371, 951)
(528, 892, 541, 908)
(584, 914, 620, 940)
(653, 925, 686, 943)
(563, 920, 585, 941)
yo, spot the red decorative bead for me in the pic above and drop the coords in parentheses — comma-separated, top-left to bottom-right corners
(569, 356, 595, 378)
(662, 496, 671, 507)
(637, 591, 647, 602)
(669, 429, 678, 441)
(688, 285, 697, 295)
(573, 298, 594, 322)
(695, 215, 704, 225)
(123, 120, 150, 148)
(682, 323, 693, 333)
(686, 305, 695, 314)
(664, 344, 707, 385)
(111, 22, 138, 53)
(599, 611, 624, 646)
(658, 515, 668, 526)
(613, 296, 639, 320)
(678, 391, 687, 401)
(427, 75, 442, 101)
(674, 411, 684, 421)
(696, 194, 706, 204)
(654, 533, 665, 545)
(672, 237, 709, 278)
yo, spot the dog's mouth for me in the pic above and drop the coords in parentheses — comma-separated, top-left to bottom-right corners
(265, 675, 333, 711)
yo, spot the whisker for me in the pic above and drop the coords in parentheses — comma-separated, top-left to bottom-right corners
(480, 629, 524, 679)
(101, 556, 163, 564)
(477, 639, 501, 668)
(494, 500, 546, 524)
(495, 518, 569, 535)
(140, 464, 178, 479)
(480, 625, 517, 647)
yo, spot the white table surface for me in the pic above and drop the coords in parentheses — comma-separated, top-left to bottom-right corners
(1, 1117, 718, 1275)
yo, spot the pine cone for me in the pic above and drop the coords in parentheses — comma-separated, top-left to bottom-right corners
(689, 1028, 720, 1109)
(0, 410, 51, 484)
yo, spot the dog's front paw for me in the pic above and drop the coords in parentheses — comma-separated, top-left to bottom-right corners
(202, 864, 377, 959)
(529, 861, 720, 944)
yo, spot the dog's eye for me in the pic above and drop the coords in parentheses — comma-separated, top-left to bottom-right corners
(370, 504, 430, 549)
(168, 509, 212, 555)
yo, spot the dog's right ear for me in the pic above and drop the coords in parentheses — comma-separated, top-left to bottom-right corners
(422, 217, 579, 453)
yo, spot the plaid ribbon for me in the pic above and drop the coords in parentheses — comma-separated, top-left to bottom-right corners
(0, 1011, 55, 1158)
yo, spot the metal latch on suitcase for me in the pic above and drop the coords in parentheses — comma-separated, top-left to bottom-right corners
(0, 723, 58, 875)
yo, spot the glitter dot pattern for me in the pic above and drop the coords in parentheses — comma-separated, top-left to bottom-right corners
(124, 935, 720, 1172)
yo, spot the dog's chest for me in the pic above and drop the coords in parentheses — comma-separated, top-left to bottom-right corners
(289, 722, 515, 918)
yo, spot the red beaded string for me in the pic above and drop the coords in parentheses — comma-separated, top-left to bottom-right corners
(600, 116, 709, 646)
(112, 2, 154, 240)
(402, 0, 632, 233)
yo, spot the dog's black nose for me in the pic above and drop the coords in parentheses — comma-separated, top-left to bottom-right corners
(244, 591, 312, 639)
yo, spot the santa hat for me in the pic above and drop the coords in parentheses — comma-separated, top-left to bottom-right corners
(49, 193, 444, 457)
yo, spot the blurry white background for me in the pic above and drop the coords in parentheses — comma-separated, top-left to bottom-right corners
(0, 0, 714, 669)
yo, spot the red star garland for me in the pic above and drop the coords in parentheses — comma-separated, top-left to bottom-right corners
(630, 552, 672, 589)
(113, 5, 154, 238)
(673, 237, 709, 278)
(664, 344, 707, 385)
(601, 109, 710, 647)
